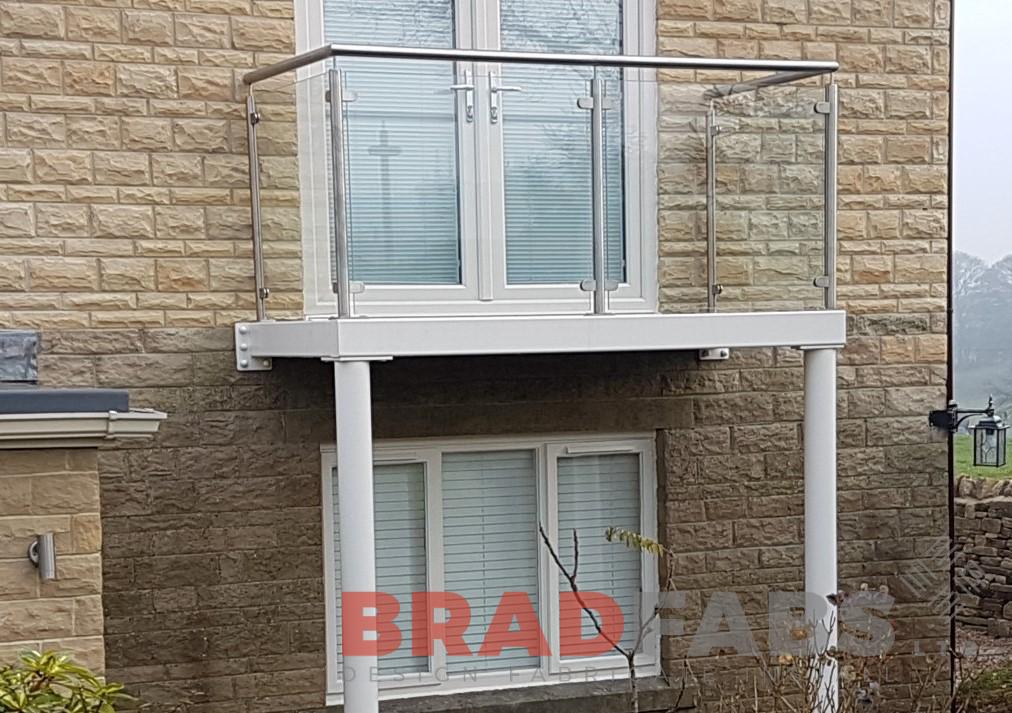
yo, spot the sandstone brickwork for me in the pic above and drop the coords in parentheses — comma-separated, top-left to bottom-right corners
(0, 0, 952, 711)
(0, 449, 105, 674)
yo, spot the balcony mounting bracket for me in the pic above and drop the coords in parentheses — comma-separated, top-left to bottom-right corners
(235, 324, 273, 372)
(698, 347, 731, 362)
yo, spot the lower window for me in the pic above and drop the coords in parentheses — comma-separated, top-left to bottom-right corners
(322, 434, 659, 701)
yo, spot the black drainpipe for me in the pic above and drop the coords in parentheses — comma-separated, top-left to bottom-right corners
(946, 0, 958, 703)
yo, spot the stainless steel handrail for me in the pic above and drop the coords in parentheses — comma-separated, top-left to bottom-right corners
(243, 43, 839, 86)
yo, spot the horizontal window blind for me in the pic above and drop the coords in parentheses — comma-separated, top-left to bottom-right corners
(322, 0, 462, 285)
(332, 463, 429, 676)
(500, 0, 626, 285)
(557, 453, 642, 656)
(442, 450, 540, 673)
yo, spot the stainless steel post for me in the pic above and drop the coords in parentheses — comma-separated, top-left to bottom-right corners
(705, 104, 718, 313)
(246, 93, 268, 321)
(328, 68, 353, 317)
(590, 75, 607, 315)
(823, 83, 839, 310)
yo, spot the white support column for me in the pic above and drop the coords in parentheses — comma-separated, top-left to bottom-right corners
(803, 347, 839, 712)
(334, 360, 379, 713)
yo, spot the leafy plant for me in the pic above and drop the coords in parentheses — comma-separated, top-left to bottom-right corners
(0, 651, 130, 713)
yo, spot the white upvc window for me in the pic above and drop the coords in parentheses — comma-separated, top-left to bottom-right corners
(321, 434, 660, 703)
(295, 0, 658, 316)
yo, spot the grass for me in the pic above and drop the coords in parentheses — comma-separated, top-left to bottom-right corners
(954, 434, 1012, 480)
(959, 662, 1012, 712)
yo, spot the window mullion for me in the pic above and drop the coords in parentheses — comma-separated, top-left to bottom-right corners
(424, 449, 447, 676)
(543, 443, 563, 674)
(470, 0, 504, 302)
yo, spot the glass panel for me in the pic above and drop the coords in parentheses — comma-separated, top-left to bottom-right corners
(332, 463, 429, 677)
(712, 85, 826, 311)
(249, 75, 303, 298)
(557, 453, 642, 656)
(323, 0, 462, 285)
(656, 84, 709, 313)
(500, 0, 625, 285)
(442, 450, 540, 673)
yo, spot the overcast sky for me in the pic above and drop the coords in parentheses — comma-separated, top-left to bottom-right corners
(954, 2, 1012, 263)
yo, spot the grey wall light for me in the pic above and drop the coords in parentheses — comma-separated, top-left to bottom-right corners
(28, 533, 57, 581)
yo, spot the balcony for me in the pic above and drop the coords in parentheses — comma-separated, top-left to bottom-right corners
(236, 46, 848, 712)
(234, 44, 844, 368)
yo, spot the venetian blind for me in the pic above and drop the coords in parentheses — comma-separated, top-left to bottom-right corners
(500, 0, 626, 285)
(557, 453, 642, 655)
(441, 450, 541, 673)
(332, 462, 429, 676)
(321, 0, 462, 284)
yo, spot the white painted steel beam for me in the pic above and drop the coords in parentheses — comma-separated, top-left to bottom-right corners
(235, 310, 846, 368)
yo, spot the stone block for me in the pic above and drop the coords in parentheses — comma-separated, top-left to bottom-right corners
(156, 259, 209, 291)
(764, 0, 807, 23)
(172, 120, 230, 153)
(0, 4, 65, 40)
(117, 64, 177, 99)
(230, 17, 292, 51)
(65, 7, 121, 43)
(36, 204, 89, 237)
(0, 599, 75, 639)
(713, 0, 761, 20)
(93, 152, 150, 185)
(2, 58, 61, 94)
(92, 205, 154, 239)
(0, 149, 32, 183)
(34, 150, 92, 184)
(28, 258, 98, 290)
(178, 67, 234, 101)
(123, 11, 174, 45)
(67, 116, 120, 150)
(99, 259, 157, 291)
(174, 14, 230, 48)
(64, 62, 116, 96)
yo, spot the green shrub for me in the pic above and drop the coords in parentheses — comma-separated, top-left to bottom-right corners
(0, 651, 129, 713)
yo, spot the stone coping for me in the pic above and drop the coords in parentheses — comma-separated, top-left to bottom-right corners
(0, 387, 128, 414)
(956, 474, 1012, 500)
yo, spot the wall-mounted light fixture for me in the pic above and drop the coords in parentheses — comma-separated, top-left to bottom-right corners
(930, 396, 1009, 468)
(28, 533, 57, 581)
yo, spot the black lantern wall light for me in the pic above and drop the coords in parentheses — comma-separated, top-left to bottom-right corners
(929, 396, 1009, 468)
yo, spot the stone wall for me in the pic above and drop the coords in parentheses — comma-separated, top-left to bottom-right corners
(0, 448, 105, 673)
(0, 0, 954, 710)
(954, 475, 1012, 635)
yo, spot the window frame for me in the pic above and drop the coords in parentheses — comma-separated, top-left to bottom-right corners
(295, 0, 658, 317)
(321, 433, 660, 704)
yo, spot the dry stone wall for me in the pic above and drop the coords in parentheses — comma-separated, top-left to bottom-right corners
(954, 475, 1012, 635)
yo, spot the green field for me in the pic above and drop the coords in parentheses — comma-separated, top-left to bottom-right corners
(954, 433, 1012, 479)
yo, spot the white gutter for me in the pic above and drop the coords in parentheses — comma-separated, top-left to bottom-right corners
(0, 409, 167, 449)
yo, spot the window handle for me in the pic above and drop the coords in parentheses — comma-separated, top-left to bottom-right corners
(489, 76, 523, 124)
(450, 69, 475, 122)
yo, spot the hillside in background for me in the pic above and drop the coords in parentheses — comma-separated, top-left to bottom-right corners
(955, 250, 1012, 417)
